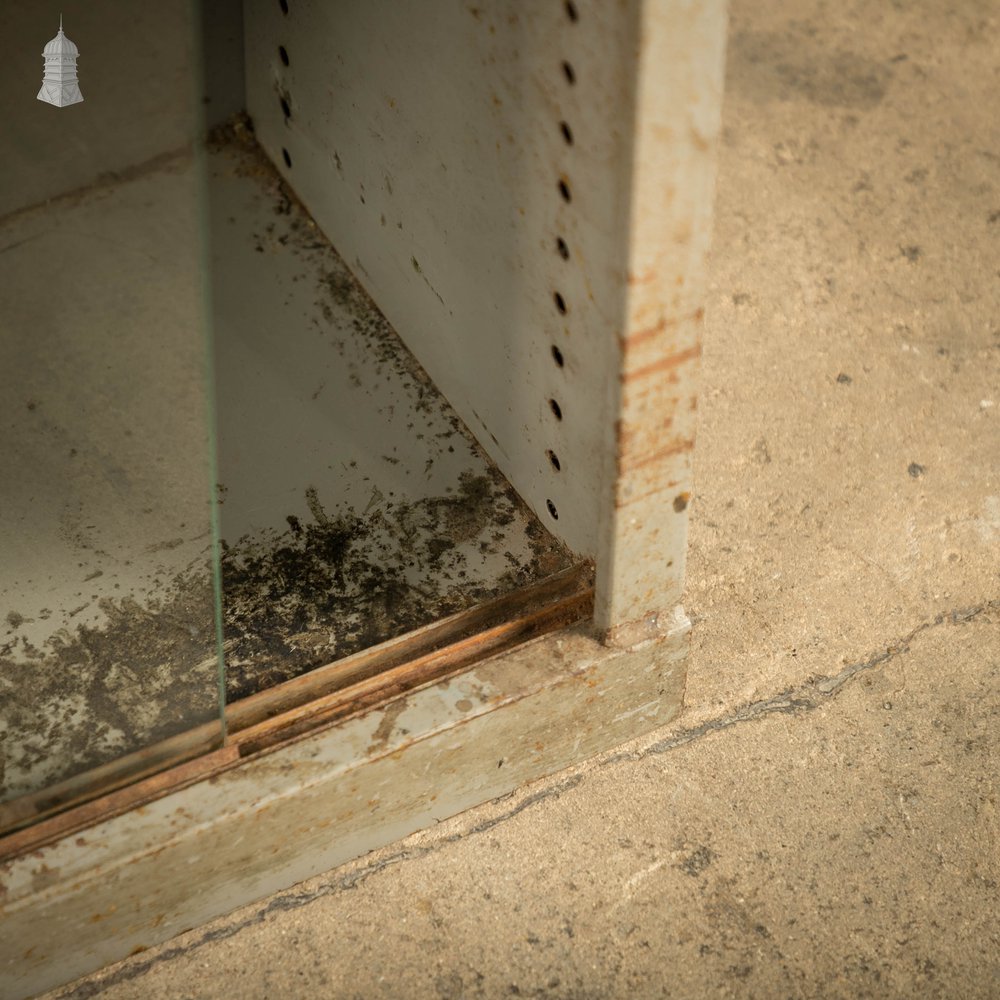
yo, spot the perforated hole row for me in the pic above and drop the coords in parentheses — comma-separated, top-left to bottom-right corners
(276, 6, 293, 168)
(545, 1, 581, 522)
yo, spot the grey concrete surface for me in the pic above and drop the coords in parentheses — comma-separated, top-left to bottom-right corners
(45, 0, 999, 996)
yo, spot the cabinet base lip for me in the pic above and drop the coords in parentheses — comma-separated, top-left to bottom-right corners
(0, 615, 687, 1000)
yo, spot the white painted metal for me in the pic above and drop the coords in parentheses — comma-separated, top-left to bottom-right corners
(244, 0, 726, 636)
(208, 139, 552, 576)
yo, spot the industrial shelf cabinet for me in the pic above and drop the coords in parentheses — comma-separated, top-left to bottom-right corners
(0, 2, 727, 995)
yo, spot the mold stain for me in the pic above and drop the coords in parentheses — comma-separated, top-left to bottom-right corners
(220, 468, 568, 702)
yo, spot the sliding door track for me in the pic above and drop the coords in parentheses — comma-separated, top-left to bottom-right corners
(0, 563, 592, 859)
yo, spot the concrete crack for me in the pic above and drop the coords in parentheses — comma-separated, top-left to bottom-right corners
(624, 599, 998, 764)
(57, 779, 585, 999)
(55, 600, 995, 998)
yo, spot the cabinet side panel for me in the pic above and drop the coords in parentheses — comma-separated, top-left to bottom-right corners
(595, 0, 728, 639)
(243, 0, 639, 557)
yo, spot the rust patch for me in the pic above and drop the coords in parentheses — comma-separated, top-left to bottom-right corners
(619, 314, 672, 349)
(615, 416, 675, 457)
(627, 268, 658, 287)
(673, 221, 693, 245)
(366, 697, 408, 754)
(618, 307, 706, 350)
(689, 126, 712, 153)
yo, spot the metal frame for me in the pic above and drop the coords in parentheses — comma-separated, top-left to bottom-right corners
(0, 2, 727, 995)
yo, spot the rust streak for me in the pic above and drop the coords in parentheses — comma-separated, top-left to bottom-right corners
(621, 307, 704, 350)
(615, 477, 692, 511)
(627, 268, 658, 287)
(622, 343, 702, 383)
(619, 314, 673, 349)
(366, 697, 409, 754)
(618, 438, 695, 476)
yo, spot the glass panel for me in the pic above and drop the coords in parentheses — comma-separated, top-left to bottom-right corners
(209, 27, 577, 709)
(0, 4, 224, 829)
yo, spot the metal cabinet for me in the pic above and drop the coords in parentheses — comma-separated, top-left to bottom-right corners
(0, 3, 727, 995)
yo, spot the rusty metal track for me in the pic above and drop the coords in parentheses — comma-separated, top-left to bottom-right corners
(0, 562, 593, 858)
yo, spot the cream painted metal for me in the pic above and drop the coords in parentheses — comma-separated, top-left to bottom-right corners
(244, 0, 727, 638)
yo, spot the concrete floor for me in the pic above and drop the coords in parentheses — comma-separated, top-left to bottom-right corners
(47, 0, 999, 996)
